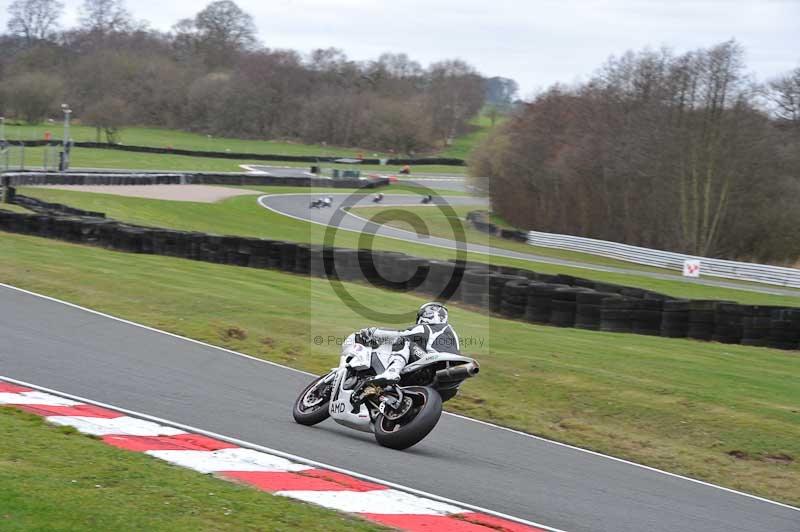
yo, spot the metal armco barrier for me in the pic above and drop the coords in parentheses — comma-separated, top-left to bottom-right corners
(527, 231, 800, 289)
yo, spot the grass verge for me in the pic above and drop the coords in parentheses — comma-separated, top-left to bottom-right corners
(16, 146, 465, 175)
(3, 123, 393, 157)
(1, 232, 799, 506)
(17, 186, 800, 307)
(0, 407, 383, 531)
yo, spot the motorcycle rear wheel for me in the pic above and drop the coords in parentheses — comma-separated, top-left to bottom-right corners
(374, 386, 442, 450)
(292, 375, 332, 426)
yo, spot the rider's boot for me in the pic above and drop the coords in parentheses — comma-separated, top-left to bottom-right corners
(373, 355, 406, 383)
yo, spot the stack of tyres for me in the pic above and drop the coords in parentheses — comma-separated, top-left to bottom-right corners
(575, 292, 617, 330)
(357, 249, 380, 286)
(488, 274, 527, 313)
(265, 241, 283, 268)
(524, 283, 567, 324)
(332, 248, 360, 281)
(112, 226, 145, 253)
(600, 297, 635, 333)
(550, 287, 590, 327)
(500, 280, 530, 318)
(373, 251, 407, 288)
(392, 257, 429, 292)
(687, 301, 728, 341)
(181, 232, 201, 261)
(460, 269, 493, 308)
(661, 300, 690, 337)
(553, 274, 577, 286)
(294, 244, 311, 274)
(766, 309, 800, 350)
(81, 220, 115, 247)
(573, 278, 596, 290)
(247, 239, 275, 268)
(307, 245, 323, 277)
(592, 281, 626, 294)
(712, 303, 748, 344)
(535, 273, 561, 284)
(446, 260, 470, 301)
(496, 266, 524, 276)
(279, 242, 298, 272)
(740, 306, 775, 346)
(419, 261, 458, 301)
(620, 287, 646, 299)
(25, 214, 48, 238)
(631, 299, 663, 336)
(222, 236, 249, 266)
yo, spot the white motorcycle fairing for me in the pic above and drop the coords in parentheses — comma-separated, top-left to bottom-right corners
(327, 335, 397, 432)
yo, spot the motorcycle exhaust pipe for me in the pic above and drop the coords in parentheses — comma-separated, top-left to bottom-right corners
(436, 362, 480, 382)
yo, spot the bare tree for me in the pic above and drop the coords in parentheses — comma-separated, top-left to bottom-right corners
(174, 0, 257, 69)
(473, 41, 800, 263)
(768, 65, 800, 128)
(83, 96, 129, 142)
(79, 0, 133, 33)
(6, 0, 64, 44)
(1, 71, 63, 122)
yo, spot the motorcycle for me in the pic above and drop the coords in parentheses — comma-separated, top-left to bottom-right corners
(293, 332, 479, 449)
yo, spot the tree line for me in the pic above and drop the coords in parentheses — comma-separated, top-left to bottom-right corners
(0, 0, 517, 153)
(472, 41, 800, 264)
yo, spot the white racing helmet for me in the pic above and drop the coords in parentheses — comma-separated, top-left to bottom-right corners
(417, 302, 448, 325)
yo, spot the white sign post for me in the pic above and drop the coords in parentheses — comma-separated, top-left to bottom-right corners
(683, 259, 701, 278)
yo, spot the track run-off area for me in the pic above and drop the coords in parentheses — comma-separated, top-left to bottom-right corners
(1, 284, 798, 532)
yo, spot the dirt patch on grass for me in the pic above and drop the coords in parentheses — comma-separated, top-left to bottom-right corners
(33, 185, 261, 203)
(764, 453, 794, 464)
(221, 326, 247, 341)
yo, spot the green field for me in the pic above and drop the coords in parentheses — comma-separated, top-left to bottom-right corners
(0, 407, 383, 531)
(14, 145, 466, 175)
(1, 231, 798, 506)
(17, 186, 800, 307)
(3, 123, 395, 158)
(437, 114, 503, 160)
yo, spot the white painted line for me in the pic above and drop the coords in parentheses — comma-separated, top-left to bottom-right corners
(47, 415, 186, 436)
(0, 373, 565, 532)
(276, 489, 464, 515)
(0, 391, 81, 406)
(2, 283, 799, 515)
(146, 448, 311, 474)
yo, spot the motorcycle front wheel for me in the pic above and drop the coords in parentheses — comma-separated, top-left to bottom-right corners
(374, 386, 442, 450)
(292, 374, 332, 426)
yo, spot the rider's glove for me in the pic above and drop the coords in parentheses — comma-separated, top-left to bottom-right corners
(357, 327, 376, 342)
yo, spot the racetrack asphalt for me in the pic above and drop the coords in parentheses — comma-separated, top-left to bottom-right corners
(259, 192, 800, 298)
(1, 285, 797, 532)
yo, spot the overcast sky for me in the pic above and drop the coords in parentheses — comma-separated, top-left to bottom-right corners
(3, 0, 798, 97)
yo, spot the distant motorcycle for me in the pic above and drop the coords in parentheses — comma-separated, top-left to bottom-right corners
(310, 197, 333, 209)
(421, 194, 433, 204)
(372, 193, 384, 203)
(293, 332, 479, 449)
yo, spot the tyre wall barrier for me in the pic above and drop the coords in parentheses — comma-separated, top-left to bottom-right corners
(15, 141, 465, 166)
(1, 207, 797, 352)
(4, 172, 390, 189)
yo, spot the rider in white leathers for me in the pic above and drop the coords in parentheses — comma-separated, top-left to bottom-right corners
(358, 302, 459, 383)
